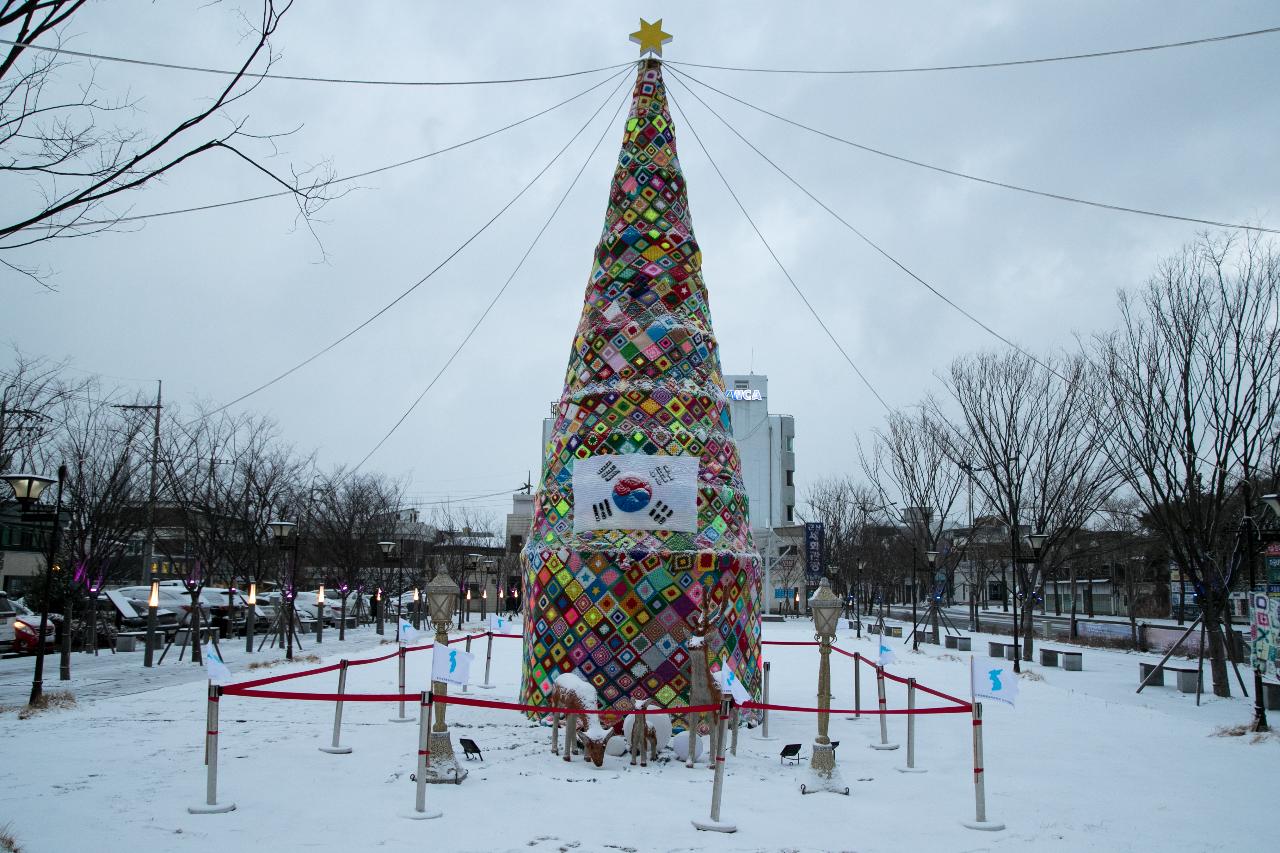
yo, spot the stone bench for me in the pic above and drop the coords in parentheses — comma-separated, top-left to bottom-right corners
(1139, 661, 1201, 693)
(943, 635, 972, 652)
(1039, 647, 1083, 671)
(988, 641, 1018, 660)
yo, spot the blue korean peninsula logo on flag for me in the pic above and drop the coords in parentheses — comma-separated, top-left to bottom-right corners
(572, 454, 698, 533)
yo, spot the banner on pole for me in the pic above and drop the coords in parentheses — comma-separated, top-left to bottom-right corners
(398, 619, 419, 645)
(712, 665, 750, 704)
(489, 613, 509, 633)
(1250, 591, 1279, 680)
(804, 522, 824, 583)
(203, 642, 232, 685)
(971, 656, 1018, 707)
(432, 643, 474, 687)
(876, 638, 896, 667)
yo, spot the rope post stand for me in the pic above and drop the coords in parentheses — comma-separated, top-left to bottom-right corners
(389, 646, 413, 723)
(869, 666, 899, 751)
(845, 652, 862, 721)
(897, 677, 926, 773)
(961, 702, 1004, 831)
(188, 682, 236, 814)
(756, 661, 775, 740)
(402, 691, 443, 820)
(319, 659, 354, 754)
(480, 631, 496, 689)
(692, 695, 737, 833)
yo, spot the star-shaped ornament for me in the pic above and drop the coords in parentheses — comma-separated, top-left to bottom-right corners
(630, 18, 673, 57)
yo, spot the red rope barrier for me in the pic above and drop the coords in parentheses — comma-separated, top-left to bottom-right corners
(761, 640, 820, 647)
(742, 699, 970, 716)
(439, 693, 719, 716)
(225, 688, 408, 702)
(230, 661, 345, 691)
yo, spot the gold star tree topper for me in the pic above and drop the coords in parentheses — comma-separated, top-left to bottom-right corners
(630, 18, 673, 57)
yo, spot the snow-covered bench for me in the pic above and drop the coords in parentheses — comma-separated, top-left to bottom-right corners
(1139, 661, 1200, 693)
(943, 635, 972, 651)
(1039, 648, 1082, 670)
(987, 641, 1018, 660)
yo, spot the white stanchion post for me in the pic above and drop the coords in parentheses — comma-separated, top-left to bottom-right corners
(692, 696, 737, 833)
(757, 661, 775, 740)
(188, 682, 236, 813)
(480, 631, 495, 689)
(898, 677, 926, 773)
(869, 666, 899, 751)
(730, 705, 739, 756)
(962, 702, 1004, 831)
(390, 646, 412, 723)
(320, 659, 354, 754)
(403, 691, 442, 820)
(846, 653, 862, 720)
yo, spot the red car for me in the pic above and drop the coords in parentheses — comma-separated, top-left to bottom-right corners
(0, 591, 55, 653)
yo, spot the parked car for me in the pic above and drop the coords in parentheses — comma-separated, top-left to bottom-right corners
(103, 588, 179, 632)
(115, 585, 209, 627)
(0, 590, 56, 653)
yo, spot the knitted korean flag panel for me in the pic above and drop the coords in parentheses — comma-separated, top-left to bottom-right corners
(521, 59, 762, 716)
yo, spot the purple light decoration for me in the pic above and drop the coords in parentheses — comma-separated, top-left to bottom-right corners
(339, 583, 350, 595)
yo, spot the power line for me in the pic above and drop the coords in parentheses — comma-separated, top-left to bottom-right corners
(202, 70, 635, 422)
(672, 68, 1279, 235)
(18, 66, 633, 231)
(664, 88, 892, 413)
(401, 488, 523, 506)
(667, 24, 1280, 75)
(0, 37, 634, 86)
(666, 69, 1069, 385)
(350, 77, 634, 474)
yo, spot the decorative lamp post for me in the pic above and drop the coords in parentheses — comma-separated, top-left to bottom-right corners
(412, 586, 421, 630)
(3, 469, 64, 706)
(338, 582, 350, 641)
(375, 587, 384, 635)
(267, 520, 298, 661)
(316, 585, 325, 644)
(804, 578, 848, 794)
(379, 541, 402, 641)
(145, 580, 160, 666)
(424, 570, 466, 783)
(245, 582, 257, 654)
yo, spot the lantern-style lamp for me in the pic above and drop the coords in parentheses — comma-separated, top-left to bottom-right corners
(426, 572, 457, 632)
(1, 472, 56, 508)
(1027, 532, 1049, 556)
(808, 578, 842, 641)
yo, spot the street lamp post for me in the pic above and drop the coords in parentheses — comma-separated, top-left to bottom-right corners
(145, 580, 160, 667)
(267, 520, 298, 661)
(804, 578, 848, 795)
(424, 570, 467, 783)
(926, 550, 940, 645)
(855, 561, 865, 639)
(245, 582, 257, 654)
(315, 585, 325, 644)
(3, 469, 66, 706)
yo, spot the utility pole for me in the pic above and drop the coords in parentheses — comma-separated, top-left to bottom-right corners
(114, 380, 161, 584)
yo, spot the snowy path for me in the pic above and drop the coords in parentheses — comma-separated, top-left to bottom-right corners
(1, 618, 1271, 852)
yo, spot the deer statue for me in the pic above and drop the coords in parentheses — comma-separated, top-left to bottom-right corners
(628, 699, 661, 767)
(685, 593, 723, 769)
(549, 671, 617, 766)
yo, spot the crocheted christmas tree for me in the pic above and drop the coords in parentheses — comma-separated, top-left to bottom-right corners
(521, 59, 761, 713)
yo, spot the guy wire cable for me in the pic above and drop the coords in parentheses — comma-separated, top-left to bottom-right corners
(202, 68, 636, 424)
(671, 67, 1278, 235)
(15, 65, 636, 231)
(348, 77, 634, 475)
(665, 87, 892, 413)
(667, 68, 1068, 385)
(666, 24, 1280, 75)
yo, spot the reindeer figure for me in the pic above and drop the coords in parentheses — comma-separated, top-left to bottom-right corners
(685, 594, 723, 769)
(628, 699, 661, 767)
(549, 672, 617, 766)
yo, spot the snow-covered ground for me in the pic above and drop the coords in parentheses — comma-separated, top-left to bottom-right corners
(1, 617, 1272, 852)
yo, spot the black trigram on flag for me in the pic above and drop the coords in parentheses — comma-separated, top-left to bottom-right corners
(598, 460, 621, 481)
(592, 500, 614, 523)
(648, 500, 674, 525)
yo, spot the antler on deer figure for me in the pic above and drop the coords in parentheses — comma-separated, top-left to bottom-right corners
(549, 672, 617, 767)
(685, 593, 724, 770)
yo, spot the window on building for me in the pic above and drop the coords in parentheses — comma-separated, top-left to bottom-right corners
(785, 436, 794, 451)
(734, 379, 748, 389)
(785, 469, 794, 486)
(786, 504, 794, 522)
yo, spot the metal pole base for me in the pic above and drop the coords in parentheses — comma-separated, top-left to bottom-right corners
(478, 683, 496, 690)
(400, 809, 443, 821)
(800, 764, 850, 795)
(319, 745, 353, 755)
(843, 716, 863, 721)
(896, 766, 928, 773)
(421, 731, 469, 784)
(388, 715, 415, 723)
(962, 820, 1006, 832)
(691, 819, 738, 833)
(869, 742, 900, 751)
(187, 802, 236, 814)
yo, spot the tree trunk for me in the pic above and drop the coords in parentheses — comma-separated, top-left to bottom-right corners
(1020, 589, 1036, 661)
(1203, 592, 1231, 698)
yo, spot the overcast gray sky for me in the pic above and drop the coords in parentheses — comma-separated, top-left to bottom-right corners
(4, 1, 1278, 518)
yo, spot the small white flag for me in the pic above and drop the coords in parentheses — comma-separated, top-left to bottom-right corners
(489, 613, 508, 633)
(712, 666, 750, 705)
(398, 618, 419, 645)
(971, 656, 1019, 707)
(203, 643, 232, 685)
(876, 639, 897, 667)
(432, 642, 475, 687)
